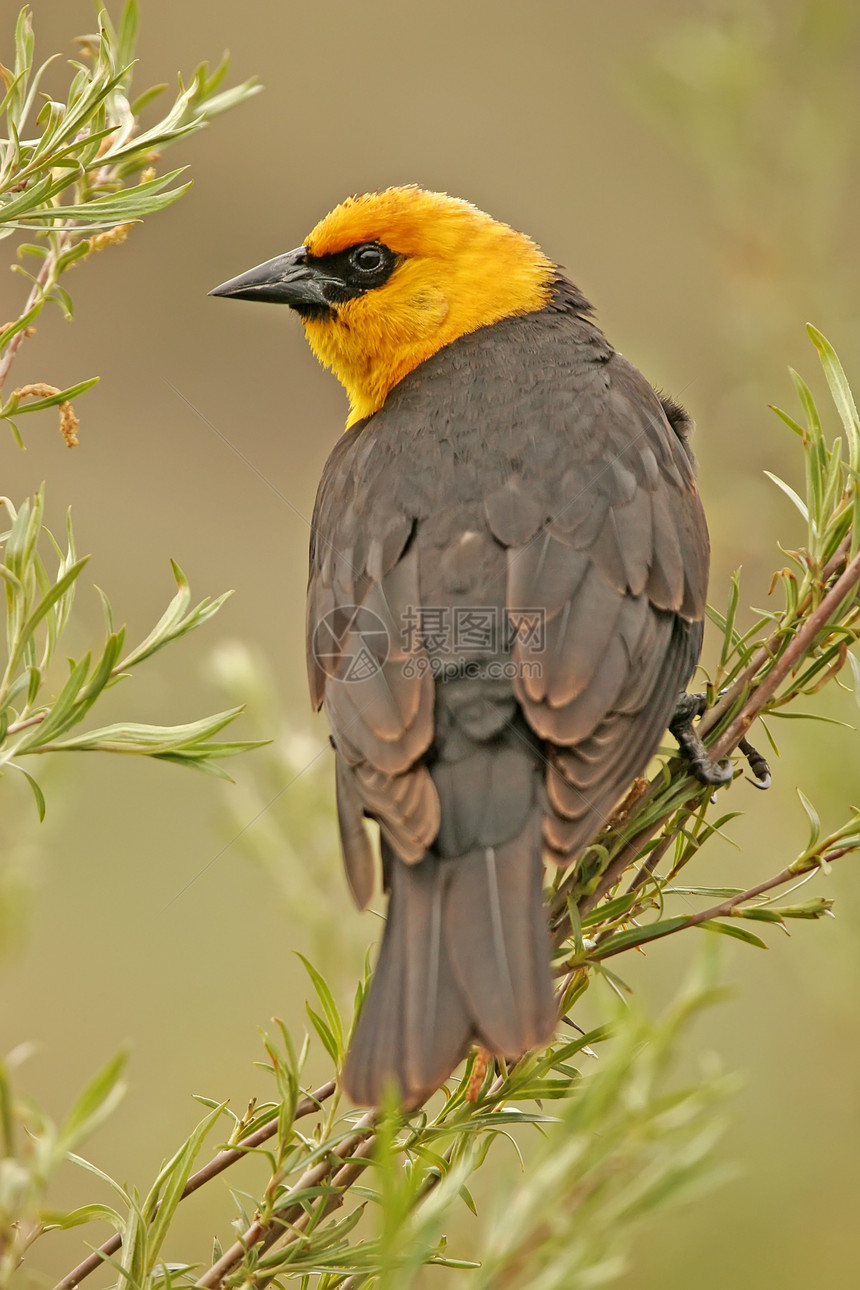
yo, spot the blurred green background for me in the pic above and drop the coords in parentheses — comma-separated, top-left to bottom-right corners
(3, 0, 859, 1285)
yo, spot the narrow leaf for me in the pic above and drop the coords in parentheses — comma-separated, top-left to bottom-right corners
(698, 920, 768, 949)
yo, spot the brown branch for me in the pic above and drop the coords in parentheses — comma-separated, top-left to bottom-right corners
(708, 547, 860, 759)
(575, 803, 686, 919)
(194, 1112, 377, 1289)
(575, 546, 860, 917)
(624, 832, 675, 897)
(698, 532, 852, 738)
(252, 1135, 379, 1290)
(596, 856, 840, 961)
(53, 1081, 336, 1290)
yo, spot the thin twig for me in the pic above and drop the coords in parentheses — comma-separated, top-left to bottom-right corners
(596, 855, 844, 960)
(577, 547, 860, 916)
(624, 833, 675, 896)
(708, 547, 860, 759)
(194, 1112, 377, 1289)
(0, 229, 71, 393)
(699, 532, 852, 738)
(253, 1136, 379, 1290)
(5, 714, 44, 735)
(53, 1082, 337, 1290)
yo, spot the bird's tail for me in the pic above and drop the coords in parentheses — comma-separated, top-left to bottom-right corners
(342, 811, 556, 1108)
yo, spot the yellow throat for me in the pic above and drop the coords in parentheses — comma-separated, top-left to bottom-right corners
(300, 187, 556, 427)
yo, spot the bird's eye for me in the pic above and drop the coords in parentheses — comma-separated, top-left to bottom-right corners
(350, 243, 385, 273)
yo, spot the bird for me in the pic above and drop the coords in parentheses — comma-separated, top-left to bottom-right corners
(211, 185, 711, 1108)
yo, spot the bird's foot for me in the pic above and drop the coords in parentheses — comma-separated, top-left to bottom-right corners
(670, 693, 732, 786)
(670, 693, 772, 790)
(738, 736, 772, 790)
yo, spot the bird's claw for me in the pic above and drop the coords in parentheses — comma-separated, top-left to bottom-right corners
(669, 693, 733, 786)
(670, 693, 772, 790)
(739, 736, 771, 790)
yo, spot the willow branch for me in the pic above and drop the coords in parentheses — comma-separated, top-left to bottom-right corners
(698, 532, 853, 738)
(53, 1082, 337, 1290)
(194, 1112, 377, 1289)
(249, 1137, 379, 1290)
(575, 545, 860, 917)
(708, 547, 860, 757)
(624, 832, 675, 897)
(595, 848, 849, 961)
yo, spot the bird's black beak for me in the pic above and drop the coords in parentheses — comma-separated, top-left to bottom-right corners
(209, 246, 329, 309)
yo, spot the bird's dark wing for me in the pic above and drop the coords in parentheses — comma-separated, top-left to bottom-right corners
(485, 354, 709, 863)
(309, 312, 709, 887)
(307, 426, 440, 908)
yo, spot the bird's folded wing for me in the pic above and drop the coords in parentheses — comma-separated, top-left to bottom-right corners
(485, 358, 709, 864)
(307, 426, 439, 905)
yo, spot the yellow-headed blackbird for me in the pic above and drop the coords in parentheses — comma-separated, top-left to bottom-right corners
(212, 186, 712, 1108)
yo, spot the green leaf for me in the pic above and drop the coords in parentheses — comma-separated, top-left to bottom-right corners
(70, 630, 126, 724)
(768, 710, 854, 727)
(772, 898, 835, 920)
(459, 1184, 478, 1216)
(807, 324, 860, 472)
(130, 83, 167, 114)
(14, 653, 92, 749)
(117, 0, 140, 70)
(6, 377, 99, 417)
(0, 1058, 14, 1155)
(26, 663, 41, 705)
(732, 906, 785, 924)
(797, 788, 821, 852)
(789, 367, 821, 436)
(38, 707, 244, 753)
(67, 1152, 133, 1206)
(305, 1005, 339, 1065)
(769, 403, 806, 438)
(4, 556, 89, 681)
(118, 562, 232, 670)
(55, 238, 92, 273)
(591, 916, 691, 958)
(846, 650, 860, 710)
(52, 284, 75, 320)
(151, 744, 264, 777)
(666, 885, 744, 898)
(12, 170, 191, 228)
(12, 763, 46, 820)
(41, 1202, 124, 1232)
(0, 301, 41, 354)
(143, 1102, 226, 1267)
(698, 920, 768, 949)
(581, 891, 638, 928)
(58, 1052, 127, 1156)
(297, 954, 345, 1059)
(763, 470, 809, 522)
(719, 568, 743, 668)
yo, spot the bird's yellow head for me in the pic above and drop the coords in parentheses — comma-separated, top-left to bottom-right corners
(211, 186, 556, 426)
